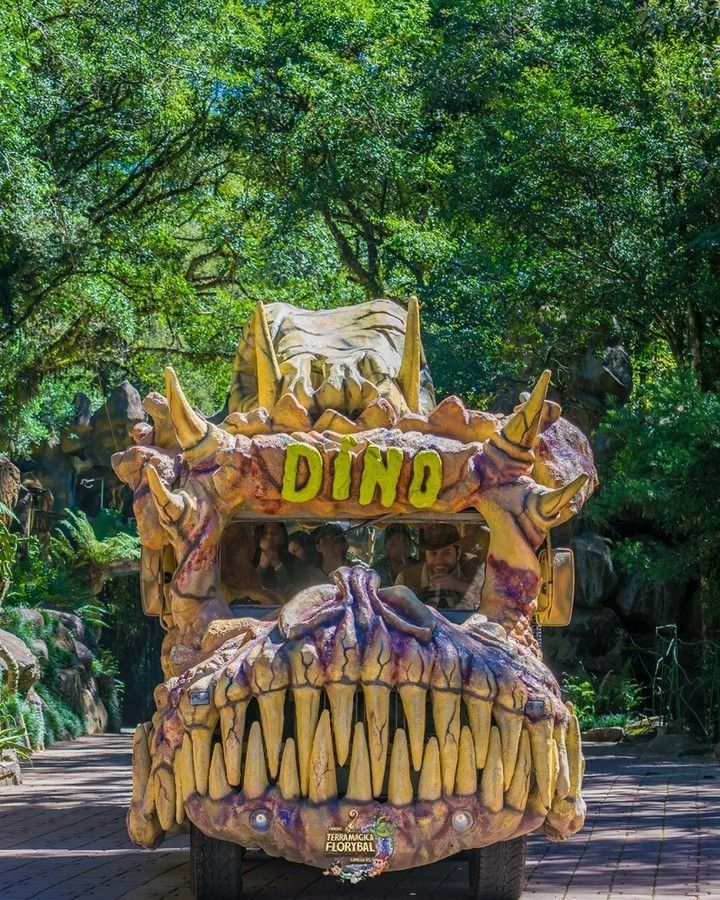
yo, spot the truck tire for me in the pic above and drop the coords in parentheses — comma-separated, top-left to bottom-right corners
(468, 836, 527, 899)
(190, 823, 244, 899)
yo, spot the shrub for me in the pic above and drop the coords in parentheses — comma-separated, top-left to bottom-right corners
(562, 663, 644, 731)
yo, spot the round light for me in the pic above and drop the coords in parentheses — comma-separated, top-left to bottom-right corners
(249, 808, 272, 832)
(451, 810, 475, 833)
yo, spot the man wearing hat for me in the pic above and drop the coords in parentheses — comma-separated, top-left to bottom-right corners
(395, 523, 481, 610)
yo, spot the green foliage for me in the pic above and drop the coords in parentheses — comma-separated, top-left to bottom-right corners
(6, 510, 139, 618)
(589, 372, 720, 620)
(34, 684, 85, 745)
(50, 508, 139, 573)
(0, 685, 42, 751)
(0, 521, 18, 586)
(0, 716, 31, 760)
(1, 0, 718, 451)
(562, 663, 644, 730)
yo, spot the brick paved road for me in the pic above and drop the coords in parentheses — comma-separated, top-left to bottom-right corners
(0, 734, 718, 899)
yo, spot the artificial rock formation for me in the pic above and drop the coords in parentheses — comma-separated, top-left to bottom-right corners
(112, 298, 596, 870)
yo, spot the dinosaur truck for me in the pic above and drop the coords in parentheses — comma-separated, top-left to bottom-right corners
(112, 298, 596, 899)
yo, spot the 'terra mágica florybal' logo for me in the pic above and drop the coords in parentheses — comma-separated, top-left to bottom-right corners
(322, 810, 397, 883)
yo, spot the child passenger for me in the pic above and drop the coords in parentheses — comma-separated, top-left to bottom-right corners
(373, 523, 417, 587)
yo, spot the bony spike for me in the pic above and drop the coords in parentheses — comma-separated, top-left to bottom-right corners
(537, 473, 589, 519)
(502, 370, 551, 448)
(145, 465, 185, 523)
(254, 301, 282, 411)
(164, 366, 208, 450)
(397, 296, 421, 413)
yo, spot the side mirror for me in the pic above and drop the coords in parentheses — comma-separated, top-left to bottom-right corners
(537, 544, 575, 627)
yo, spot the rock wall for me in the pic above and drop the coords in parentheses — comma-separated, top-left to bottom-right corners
(13, 382, 145, 522)
(0, 608, 114, 784)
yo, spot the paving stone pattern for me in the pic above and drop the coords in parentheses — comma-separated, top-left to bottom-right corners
(0, 735, 718, 899)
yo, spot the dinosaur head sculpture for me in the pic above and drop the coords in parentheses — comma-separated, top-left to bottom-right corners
(113, 299, 596, 869)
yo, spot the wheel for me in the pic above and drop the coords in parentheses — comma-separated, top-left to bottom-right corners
(190, 823, 244, 899)
(468, 837, 527, 899)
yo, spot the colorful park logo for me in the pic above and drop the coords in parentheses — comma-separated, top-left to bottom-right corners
(322, 810, 397, 883)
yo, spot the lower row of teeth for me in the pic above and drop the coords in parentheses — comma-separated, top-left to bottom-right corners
(134, 692, 583, 833)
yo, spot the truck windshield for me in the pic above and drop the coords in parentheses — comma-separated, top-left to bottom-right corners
(219, 517, 489, 612)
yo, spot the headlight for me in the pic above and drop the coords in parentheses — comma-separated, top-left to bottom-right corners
(249, 808, 272, 832)
(451, 810, 474, 832)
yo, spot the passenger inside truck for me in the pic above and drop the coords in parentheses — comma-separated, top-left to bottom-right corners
(219, 519, 487, 612)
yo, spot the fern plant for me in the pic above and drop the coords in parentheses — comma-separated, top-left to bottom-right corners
(49, 509, 140, 573)
(0, 718, 31, 761)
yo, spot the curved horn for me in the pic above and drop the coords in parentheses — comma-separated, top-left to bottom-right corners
(398, 296, 421, 413)
(145, 465, 185, 523)
(254, 302, 282, 411)
(164, 367, 208, 450)
(502, 370, 551, 448)
(537, 473, 588, 519)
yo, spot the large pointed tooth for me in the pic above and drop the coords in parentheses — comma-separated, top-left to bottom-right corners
(294, 688, 321, 797)
(254, 301, 282, 411)
(174, 761, 185, 825)
(506, 730, 531, 810)
(399, 684, 427, 772)
(308, 710, 337, 803)
(549, 735, 559, 800)
(480, 726, 504, 814)
(417, 737, 442, 801)
(278, 739, 300, 801)
(326, 683, 355, 766)
(397, 296, 421, 413)
(432, 689, 460, 794)
(243, 721, 268, 799)
(387, 729, 413, 806)
(191, 726, 214, 795)
(164, 366, 208, 449)
(528, 718, 555, 809)
(131, 723, 152, 804)
(219, 701, 247, 787)
(258, 689, 286, 779)
(346, 722, 373, 802)
(154, 765, 176, 831)
(537, 474, 589, 519)
(455, 726, 478, 796)
(179, 732, 196, 803)
(567, 713, 583, 797)
(494, 705, 523, 790)
(209, 743, 232, 801)
(502, 369, 550, 448)
(363, 683, 391, 797)
(145, 465, 185, 523)
(555, 722, 570, 800)
(464, 696, 492, 768)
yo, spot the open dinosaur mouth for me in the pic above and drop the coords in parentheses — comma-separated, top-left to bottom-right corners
(129, 567, 585, 869)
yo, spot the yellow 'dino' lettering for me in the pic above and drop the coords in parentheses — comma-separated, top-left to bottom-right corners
(359, 445, 404, 508)
(281, 443, 323, 502)
(408, 449, 443, 508)
(332, 435, 358, 501)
